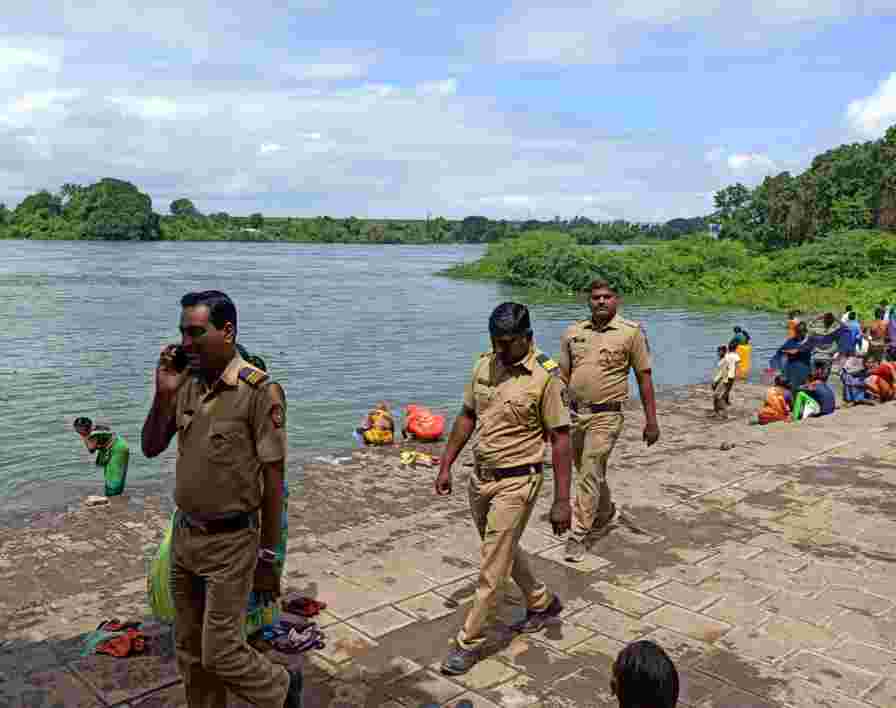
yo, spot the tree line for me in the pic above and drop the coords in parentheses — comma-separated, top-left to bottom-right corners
(0, 180, 707, 244)
(712, 124, 896, 250)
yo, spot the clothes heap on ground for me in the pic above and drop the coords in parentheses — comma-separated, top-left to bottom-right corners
(355, 401, 446, 445)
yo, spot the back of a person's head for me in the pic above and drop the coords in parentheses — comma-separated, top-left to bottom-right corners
(848, 311, 856, 321)
(612, 640, 679, 708)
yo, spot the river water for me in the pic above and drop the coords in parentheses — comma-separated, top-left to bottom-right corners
(0, 240, 783, 519)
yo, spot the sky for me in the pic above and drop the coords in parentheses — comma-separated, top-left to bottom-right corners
(2, 1, 896, 221)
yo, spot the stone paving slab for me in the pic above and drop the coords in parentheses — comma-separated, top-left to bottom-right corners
(1, 385, 896, 706)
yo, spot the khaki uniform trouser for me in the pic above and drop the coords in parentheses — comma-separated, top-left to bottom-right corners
(171, 521, 290, 708)
(457, 469, 552, 650)
(571, 411, 624, 543)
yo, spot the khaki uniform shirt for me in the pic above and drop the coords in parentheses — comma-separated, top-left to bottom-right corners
(463, 347, 570, 469)
(174, 353, 287, 517)
(559, 315, 652, 404)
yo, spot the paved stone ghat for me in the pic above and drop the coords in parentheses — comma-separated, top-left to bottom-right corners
(2, 384, 896, 707)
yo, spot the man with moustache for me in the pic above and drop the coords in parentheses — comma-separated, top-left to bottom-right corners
(434, 302, 573, 675)
(559, 279, 660, 562)
(141, 290, 301, 708)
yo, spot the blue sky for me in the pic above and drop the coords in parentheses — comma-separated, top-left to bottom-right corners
(1, 2, 895, 220)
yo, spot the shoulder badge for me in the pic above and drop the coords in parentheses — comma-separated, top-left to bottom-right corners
(238, 366, 270, 387)
(618, 316, 639, 328)
(535, 352, 561, 377)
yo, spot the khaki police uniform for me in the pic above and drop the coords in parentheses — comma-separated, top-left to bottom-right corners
(558, 316, 651, 543)
(456, 346, 570, 650)
(171, 353, 290, 708)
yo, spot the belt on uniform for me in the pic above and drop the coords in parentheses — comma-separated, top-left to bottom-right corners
(571, 401, 622, 414)
(176, 510, 258, 534)
(479, 463, 543, 480)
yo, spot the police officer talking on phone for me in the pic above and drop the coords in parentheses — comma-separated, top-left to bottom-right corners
(142, 290, 301, 708)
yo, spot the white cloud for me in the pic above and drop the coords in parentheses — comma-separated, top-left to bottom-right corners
(0, 44, 59, 71)
(258, 142, 285, 155)
(846, 72, 896, 139)
(727, 152, 776, 171)
(289, 63, 369, 82)
(416, 78, 457, 96)
(491, 1, 896, 65)
(107, 96, 208, 120)
(11, 90, 80, 114)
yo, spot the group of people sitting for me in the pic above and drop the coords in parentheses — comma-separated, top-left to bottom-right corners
(355, 401, 446, 445)
(754, 302, 896, 425)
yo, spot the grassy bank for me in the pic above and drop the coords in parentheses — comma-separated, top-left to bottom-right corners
(442, 229, 896, 315)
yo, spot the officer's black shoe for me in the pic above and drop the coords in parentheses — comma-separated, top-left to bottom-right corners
(512, 595, 563, 633)
(284, 668, 303, 708)
(440, 646, 479, 675)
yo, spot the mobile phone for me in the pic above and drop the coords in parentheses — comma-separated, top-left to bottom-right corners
(172, 345, 189, 372)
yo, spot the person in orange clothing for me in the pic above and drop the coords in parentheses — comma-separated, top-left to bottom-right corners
(753, 375, 792, 425)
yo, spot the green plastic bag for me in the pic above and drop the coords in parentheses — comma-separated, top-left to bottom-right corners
(148, 513, 176, 623)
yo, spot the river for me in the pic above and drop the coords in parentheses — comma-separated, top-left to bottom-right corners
(0, 240, 783, 520)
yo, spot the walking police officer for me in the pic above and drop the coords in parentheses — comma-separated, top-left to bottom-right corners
(142, 290, 301, 708)
(435, 302, 573, 675)
(558, 279, 659, 562)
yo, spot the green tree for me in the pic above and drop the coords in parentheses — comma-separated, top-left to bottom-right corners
(170, 198, 201, 217)
(14, 190, 62, 219)
(248, 213, 264, 229)
(64, 178, 160, 240)
(460, 215, 490, 242)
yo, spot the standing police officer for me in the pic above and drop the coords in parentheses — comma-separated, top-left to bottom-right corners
(142, 291, 301, 708)
(558, 280, 659, 563)
(435, 302, 573, 675)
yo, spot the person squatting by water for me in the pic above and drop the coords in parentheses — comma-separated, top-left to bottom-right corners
(73, 417, 130, 496)
(434, 302, 573, 675)
(141, 290, 302, 708)
(558, 279, 660, 563)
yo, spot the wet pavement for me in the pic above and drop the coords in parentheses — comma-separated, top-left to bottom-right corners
(2, 383, 896, 707)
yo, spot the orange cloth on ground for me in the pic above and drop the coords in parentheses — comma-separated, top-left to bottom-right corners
(96, 628, 146, 657)
(404, 404, 445, 441)
(757, 386, 791, 425)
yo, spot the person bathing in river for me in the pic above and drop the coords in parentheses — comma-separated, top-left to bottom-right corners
(73, 417, 130, 496)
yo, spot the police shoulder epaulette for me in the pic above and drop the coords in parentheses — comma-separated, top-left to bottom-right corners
(618, 316, 640, 329)
(238, 366, 269, 387)
(535, 352, 561, 377)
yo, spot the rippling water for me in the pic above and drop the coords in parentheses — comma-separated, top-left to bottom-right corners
(0, 240, 783, 518)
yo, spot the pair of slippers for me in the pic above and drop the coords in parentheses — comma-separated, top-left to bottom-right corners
(282, 596, 327, 617)
(272, 624, 325, 654)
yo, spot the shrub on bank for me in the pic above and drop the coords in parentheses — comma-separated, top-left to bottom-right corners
(443, 228, 896, 314)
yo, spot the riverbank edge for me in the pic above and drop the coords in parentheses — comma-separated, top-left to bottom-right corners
(3, 383, 896, 707)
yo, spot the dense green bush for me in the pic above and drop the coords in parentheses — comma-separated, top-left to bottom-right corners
(445, 228, 896, 314)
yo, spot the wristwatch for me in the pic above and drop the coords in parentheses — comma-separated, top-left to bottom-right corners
(257, 547, 279, 564)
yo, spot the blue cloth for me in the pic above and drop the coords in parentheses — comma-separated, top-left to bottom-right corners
(806, 383, 836, 415)
(840, 369, 867, 402)
(838, 326, 859, 355)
